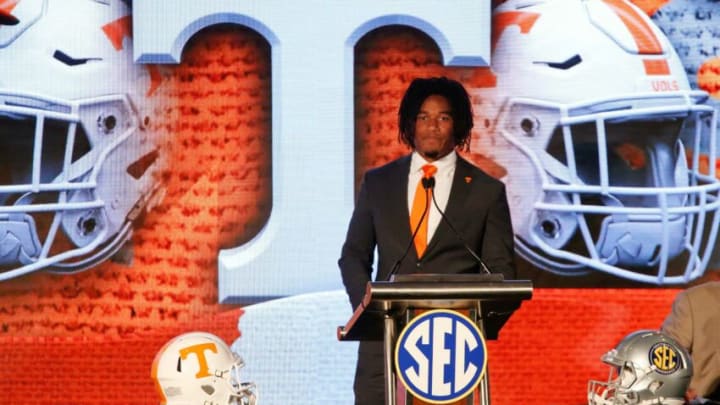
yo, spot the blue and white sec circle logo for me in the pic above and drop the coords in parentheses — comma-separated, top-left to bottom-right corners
(395, 310, 487, 403)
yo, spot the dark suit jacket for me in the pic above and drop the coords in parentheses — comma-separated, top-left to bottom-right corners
(339, 153, 516, 309)
(338, 153, 516, 404)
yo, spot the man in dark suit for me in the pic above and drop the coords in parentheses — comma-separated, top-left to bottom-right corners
(338, 77, 516, 404)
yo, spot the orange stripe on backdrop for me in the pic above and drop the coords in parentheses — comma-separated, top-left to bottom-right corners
(0, 0, 19, 14)
(492, 11, 540, 52)
(643, 59, 670, 75)
(150, 339, 171, 404)
(627, 0, 671, 16)
(102, 15, 133, 51)
(603, 0, 663, 54)
(145, 64, 164, 97)
(101, 15, 165, 96)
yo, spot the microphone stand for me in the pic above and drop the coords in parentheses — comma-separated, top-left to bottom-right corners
(429, 183, 493, 275)
(386, 177, 433, 281)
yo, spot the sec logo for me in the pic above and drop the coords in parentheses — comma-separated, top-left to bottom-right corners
(395, 310, 487, 403)
(649, 342, 681, 375)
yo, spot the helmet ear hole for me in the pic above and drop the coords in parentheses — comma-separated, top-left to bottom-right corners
(648, 380, 663, 394)
(519, 116, 539, 136)
(619, 364, 636, 387)
(540, 219, 560, 238)
(97, 114, 118, 134)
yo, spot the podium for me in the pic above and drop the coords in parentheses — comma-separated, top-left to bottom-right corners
(337, 274, 532, 405)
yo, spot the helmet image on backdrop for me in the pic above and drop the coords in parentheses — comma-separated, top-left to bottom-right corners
(588, 330, 693, 405)
(0, 0, 167, 281)
(470, 0, 720, 284)
(152, 332, 257, 405)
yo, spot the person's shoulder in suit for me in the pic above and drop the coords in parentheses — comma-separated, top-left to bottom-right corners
(457, 156, 505, 189)
(364, 154, 411, 181)
(684, 279, 720, 301)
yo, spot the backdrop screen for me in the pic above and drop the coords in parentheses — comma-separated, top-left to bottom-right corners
(0, 0, 718, 404)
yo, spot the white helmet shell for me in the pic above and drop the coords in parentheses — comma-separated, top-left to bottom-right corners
(152, 332, 257, 405)
(0, 0, 167, 280)
(471, 0, 720, 283)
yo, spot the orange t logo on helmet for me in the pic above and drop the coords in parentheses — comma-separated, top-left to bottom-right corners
(179, 342, 219, 378)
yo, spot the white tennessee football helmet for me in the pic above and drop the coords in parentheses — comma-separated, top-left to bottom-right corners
(152, 332, 258, 405)
(0, 0, 167, 281)
(470, 0, 720, 283)
(588, 330, 692, 405)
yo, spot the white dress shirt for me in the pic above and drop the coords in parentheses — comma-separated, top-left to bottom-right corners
(407, 151, 456, 243)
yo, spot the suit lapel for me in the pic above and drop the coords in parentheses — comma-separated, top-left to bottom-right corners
(386, 155, 414, 249)
(426, 157, 472, 251)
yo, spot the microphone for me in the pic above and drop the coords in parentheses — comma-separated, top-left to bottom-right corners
(386, 177, 433, 281)
(430, 187, 492, 275)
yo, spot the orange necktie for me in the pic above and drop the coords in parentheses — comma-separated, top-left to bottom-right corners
(410, 164, 437, 258)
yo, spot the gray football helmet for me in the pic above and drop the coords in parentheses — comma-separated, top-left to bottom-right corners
(588, 330, 692, 405)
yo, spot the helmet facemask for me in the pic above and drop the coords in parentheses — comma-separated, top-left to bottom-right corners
(470, 0, 720, 284)
(497, 94, 720, 284)
(0, 91, 163, 280)
(0, 0, 167, 281)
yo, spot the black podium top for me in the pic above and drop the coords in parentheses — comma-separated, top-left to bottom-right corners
(338, 274, 533, 341)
